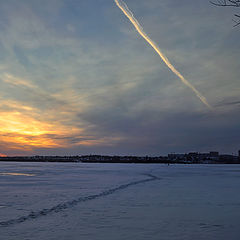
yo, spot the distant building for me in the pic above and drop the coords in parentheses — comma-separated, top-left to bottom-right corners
(198, 153, 210, 160)
(219, 154, 239, 163)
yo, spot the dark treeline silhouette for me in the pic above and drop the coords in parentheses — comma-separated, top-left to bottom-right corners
(0, 151, 240, 164)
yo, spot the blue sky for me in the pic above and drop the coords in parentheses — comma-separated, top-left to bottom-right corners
(0, 0, 239, 156)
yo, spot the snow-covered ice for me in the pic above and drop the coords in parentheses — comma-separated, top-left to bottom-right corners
(1, 162, 240, 240)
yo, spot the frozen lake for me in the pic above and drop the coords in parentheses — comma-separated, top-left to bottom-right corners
(0, 162, 240, 240)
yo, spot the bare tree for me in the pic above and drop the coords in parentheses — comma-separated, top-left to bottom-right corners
(210, 0, 240, 26)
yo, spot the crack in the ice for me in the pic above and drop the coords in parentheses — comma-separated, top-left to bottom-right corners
(0, 174, 160, 227)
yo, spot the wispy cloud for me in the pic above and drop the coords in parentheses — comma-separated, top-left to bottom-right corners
(2, 73, 37, 89)
(0, 0, 239, 155)
(216, 100, 240, 108)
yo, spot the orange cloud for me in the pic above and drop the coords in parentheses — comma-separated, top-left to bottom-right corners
(77, 137, 123, 146)
(0, 110, 80, 150)
(0, 153, 7, 157)
(0, 104, 122, 152)
(1, 100, 34, 111)
(2, 73, 37, 89)
(0, 76, 124, 152)
(0, 172, 35, 176)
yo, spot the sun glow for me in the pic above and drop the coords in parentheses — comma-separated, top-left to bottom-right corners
(0, 111, 52, 136)
(0, 73, 124, 153)
(0, 110, 80, 150)
(0, 105, 116, 151)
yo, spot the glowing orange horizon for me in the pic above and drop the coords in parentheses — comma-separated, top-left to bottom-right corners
(0, 105, 122, 152)
(0, 73, 123, 153)
(0, 116, 76, 150)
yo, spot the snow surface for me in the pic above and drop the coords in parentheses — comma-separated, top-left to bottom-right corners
(1, 162, 240, 240)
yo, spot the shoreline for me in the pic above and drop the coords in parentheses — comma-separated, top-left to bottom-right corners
(0, 156, 240, 164)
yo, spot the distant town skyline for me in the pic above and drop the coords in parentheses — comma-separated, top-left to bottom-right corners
(1, 150, 240, 165)
(0, 0, 239, 156)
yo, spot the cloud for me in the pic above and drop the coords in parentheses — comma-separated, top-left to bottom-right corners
(1, 73, 37, 89)
(215, 98, 240, 108)
(0, 0, 239, 155)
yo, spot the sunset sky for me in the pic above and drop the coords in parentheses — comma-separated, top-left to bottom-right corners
(0, 0, 239, 156)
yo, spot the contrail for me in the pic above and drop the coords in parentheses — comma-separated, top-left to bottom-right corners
(114, 0, 211, 109)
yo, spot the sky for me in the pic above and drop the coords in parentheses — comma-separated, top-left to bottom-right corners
(0, 0, 239, 156)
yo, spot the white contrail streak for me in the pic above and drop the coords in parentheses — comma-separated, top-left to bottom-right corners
(114, 0, 211, 109)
